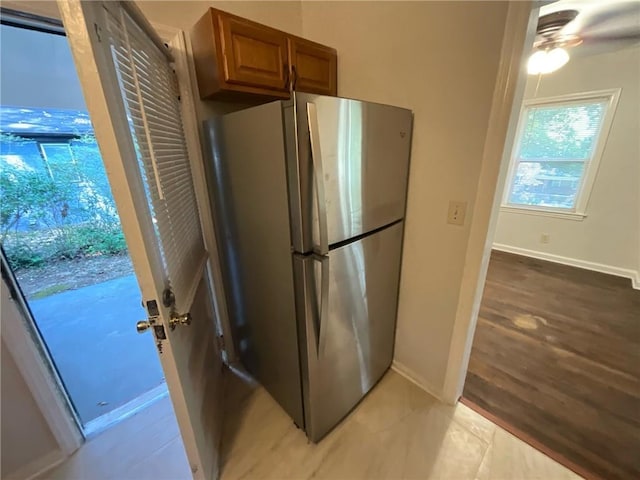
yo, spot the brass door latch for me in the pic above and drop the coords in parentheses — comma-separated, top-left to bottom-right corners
(137, 299, 166, 353)
(137, 311, 191, 332)
(137, 296, 192, 354)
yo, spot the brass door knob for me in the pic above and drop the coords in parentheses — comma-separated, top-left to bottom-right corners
(136, 320, 151, 333)
(169, 312, 191, 330)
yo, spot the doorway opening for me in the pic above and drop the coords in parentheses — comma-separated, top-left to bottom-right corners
(0, 17, 166, 434)
(462, 1, 640, 479)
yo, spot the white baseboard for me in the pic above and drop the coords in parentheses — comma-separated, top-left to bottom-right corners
(391, 360, 448, 404)
(492, 243, 640, 290)
(4, 448, 66, 480)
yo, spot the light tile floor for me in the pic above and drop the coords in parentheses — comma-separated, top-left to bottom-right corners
(44, 369, 582, 480)
(43, 392, 189, 480)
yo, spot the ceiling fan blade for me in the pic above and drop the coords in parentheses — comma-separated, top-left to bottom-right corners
(581, 32, 640, 43)
(576, 2, 640, 40)
(574, 35, 640, 56)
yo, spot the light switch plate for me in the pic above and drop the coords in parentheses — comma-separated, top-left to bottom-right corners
(447, 201, 467, 226)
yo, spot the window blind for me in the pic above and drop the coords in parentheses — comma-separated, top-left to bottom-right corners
(104, 5, 206, 313)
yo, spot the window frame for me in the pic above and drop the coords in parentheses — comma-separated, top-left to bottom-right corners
(38, 140, 80, 181)
(501, 88, 621, 219)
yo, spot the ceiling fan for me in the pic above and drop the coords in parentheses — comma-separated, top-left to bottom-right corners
(528, 1, 640, 75)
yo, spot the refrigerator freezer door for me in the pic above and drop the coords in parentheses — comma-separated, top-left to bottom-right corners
(294, 221, 404, 442)
(289, 93, 412, 253)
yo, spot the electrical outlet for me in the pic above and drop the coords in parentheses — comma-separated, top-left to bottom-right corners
(540, 233, 550, 244)
(447, 201, 467, 226)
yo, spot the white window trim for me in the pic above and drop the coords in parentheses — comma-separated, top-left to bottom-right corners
(39, 141, 78, 180)
(501, 88, 621, 219)
(500, 205, 586, 220)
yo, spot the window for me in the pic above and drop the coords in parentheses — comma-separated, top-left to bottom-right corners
(39, 142, 79, 181)
(503, 90, 620, 218)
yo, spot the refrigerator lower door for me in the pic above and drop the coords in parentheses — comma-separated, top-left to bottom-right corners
(294, 221, 404, 442)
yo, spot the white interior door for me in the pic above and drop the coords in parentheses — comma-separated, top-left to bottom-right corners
(57, 1, 224, 478)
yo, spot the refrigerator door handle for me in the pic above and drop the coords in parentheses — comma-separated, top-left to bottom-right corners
(310, 254, 329, 356)
(307, 102, 329, 256)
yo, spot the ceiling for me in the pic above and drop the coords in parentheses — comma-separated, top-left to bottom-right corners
(539, 0, 640, 56)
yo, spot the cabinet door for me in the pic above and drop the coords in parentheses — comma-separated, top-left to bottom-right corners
(288, 37, 337, 96)
(217, 12, 289, 92)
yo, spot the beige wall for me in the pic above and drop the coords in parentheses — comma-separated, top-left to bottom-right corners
(301, 1, 510, 395)
(1, 283, 59, 478)
(137, 1, 302, 36)
(136, 1, 304, 127)
(140, 0, 513, 398)
(494, 46, 640, 286)
(1, 3, 521, 441)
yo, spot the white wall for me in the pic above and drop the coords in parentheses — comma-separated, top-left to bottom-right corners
(1, 283, 59, 478)
(301, 1, 512, 396)
(0, 24, 86, 110)
(494, 46, 640, 286)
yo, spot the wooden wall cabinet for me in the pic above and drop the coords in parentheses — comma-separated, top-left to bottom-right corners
(191, 8, 337, 101)
(288, 36, 337, 96)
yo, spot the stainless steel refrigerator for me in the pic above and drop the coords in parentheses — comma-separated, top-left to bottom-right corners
(204, 92, 412, 442)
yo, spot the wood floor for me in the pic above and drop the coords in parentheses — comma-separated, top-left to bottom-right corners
(463, 251, 640, 480)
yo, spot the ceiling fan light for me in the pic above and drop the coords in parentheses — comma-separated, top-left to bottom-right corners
(527, 50, 548, 75)
(527, 47, 570, 75)
(546, 47, 570, 72)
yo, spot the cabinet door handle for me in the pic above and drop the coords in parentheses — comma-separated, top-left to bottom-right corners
(284, 63, 290, 90)
(291, 65, 298, 91)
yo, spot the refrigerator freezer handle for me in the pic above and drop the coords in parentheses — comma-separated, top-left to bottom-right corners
(310, 254, 329, 356)
(306, 103, 329, 256)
